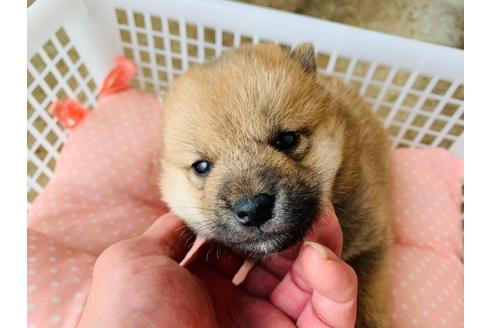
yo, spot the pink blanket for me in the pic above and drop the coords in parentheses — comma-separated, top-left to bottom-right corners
(28, 89, 463, 327)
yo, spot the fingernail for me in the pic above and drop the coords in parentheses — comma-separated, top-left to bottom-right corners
(303, 241, 335, 260)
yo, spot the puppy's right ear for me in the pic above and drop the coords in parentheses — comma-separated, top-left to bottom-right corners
(291, 43, 317, 75)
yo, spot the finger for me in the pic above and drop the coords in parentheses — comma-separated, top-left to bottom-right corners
(302, 242, 357, 302)
(188, 263, 237, 327)
(297, 295, 356, 328)
(270, 245, 316, 319)
(298, 241, 357, 328)
(239, 263, 280, 299)
(190, 263, 296, 328)
(304, 207, 343, 257)
(258, 205, 341, 281)
(269, 241, 357, 322)
(142, 212, 195, 261)
(270, 270, 311, 318)
(258, 245, 299, 279)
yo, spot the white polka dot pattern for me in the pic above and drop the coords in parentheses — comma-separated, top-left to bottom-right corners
(28, 90, 168, 255)
(27, 90, 463, 327)
(390, 148, 463, 327)
(27, 229, 94, 327)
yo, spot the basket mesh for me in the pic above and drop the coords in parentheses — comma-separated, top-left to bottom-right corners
(26, 10, 464, 205)
(114, 8, 463, 150)
(27, 27, 97, 204)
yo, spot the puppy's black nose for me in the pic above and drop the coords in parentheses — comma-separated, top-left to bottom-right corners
(233, 193, 275, 227)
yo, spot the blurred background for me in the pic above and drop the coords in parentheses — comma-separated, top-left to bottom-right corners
(28, 0, 463, 49)
(26, 0, 464, 204)
(235, 0, 463, 49)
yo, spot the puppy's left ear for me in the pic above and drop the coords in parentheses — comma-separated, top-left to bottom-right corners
(291, 43, 317, 75)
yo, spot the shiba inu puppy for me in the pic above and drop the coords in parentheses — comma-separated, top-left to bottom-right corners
(159, 43, 392, 327)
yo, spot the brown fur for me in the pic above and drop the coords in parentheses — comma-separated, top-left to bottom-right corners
(159, 43, 392, 327)
(318, 74, 393, 327)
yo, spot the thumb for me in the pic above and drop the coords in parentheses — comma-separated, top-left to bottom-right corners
(297, 241, 358, 328)
(304, 202, 343, 257)
(142, 212, 195, 261)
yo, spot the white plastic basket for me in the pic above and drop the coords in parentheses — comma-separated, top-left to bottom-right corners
(27, 0, 464, 205)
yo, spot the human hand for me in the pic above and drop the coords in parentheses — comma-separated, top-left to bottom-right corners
(77, 213, 217, 328)
(189, 205, 358, 328)
(78, 209, 357, 328)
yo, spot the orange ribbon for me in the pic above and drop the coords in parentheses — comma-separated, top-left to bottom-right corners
(49, 99, 88, 129)
(50, 56, 137, 129)
(99, 56, 137, 97)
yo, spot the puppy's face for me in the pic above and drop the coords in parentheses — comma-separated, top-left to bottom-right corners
(160, 44, 344, 257)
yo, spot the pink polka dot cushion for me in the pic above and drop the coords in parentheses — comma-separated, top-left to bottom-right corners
(390, 148, 463, 327)
(27, 89, 463, 327)
(29, 90, 168, 256)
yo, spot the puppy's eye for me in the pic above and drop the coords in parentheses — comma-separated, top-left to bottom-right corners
(192, 160, 211, 176)
(273, 131, 300, 152)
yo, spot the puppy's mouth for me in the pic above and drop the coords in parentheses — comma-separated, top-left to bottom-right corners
(226, 233, 308, 258)
(212, 190, 320, 258)
(223, 227, 311, 258)
(190, 170, 323, 258)
(227, 229, 293, 244)
(226, 227, 299, 249)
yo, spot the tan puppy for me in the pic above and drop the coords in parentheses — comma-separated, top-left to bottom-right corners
(159, 43, 392, 327)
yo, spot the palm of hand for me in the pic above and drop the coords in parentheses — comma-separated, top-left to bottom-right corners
(79, 212, 356, 328)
